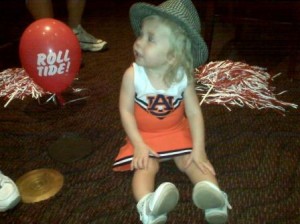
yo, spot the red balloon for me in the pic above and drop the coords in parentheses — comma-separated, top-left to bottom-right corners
(19, 18, 81, 94)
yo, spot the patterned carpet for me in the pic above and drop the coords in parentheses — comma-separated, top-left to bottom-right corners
(1, 1, 300, 223)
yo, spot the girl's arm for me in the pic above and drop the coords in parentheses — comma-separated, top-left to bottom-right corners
(119, 66, 159, 170)
(119, 66, 143, 147)
(184, 81, 216, 175)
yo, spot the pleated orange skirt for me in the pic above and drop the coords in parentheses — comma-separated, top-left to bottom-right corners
(113, 102, 193, 171)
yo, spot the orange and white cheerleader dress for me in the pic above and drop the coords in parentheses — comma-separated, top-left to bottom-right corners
(113, 63, 193, 171)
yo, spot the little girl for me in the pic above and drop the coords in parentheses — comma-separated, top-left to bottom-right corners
(113, 0, 231, 223)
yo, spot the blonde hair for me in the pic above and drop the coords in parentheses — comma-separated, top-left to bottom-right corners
(144, 15, 194, 86)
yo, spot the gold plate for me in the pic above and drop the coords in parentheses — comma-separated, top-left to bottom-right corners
(16, 168, 64, 203)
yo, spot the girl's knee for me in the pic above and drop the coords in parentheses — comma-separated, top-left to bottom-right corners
(174, 155, 189, 173)
(148, 158, 160, 173)
(133, 159, 160, 178)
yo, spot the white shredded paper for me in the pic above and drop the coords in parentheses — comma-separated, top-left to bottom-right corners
(195, 60, 298, 113)
(0, 68, 49, 107)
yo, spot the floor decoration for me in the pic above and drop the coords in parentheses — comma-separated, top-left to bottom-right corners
(195, 60, 298, 113)
(16, 168, 64, 203)
(0, 68, 48, 107)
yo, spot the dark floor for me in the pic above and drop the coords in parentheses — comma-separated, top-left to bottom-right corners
(0, 1, 300, 224)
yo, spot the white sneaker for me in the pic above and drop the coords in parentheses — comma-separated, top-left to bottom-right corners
(73, 25, 107, 52)
(192, 181, 231, 224)
(192, 181, 225, 209)
(205, 193, 232, 224)
(137, 182, 179, 224)
(0, 172, 20, 212)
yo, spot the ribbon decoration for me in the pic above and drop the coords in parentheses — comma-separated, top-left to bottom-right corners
(195, 60, 298, 113)
(0, 68, 90, 107)
(0, 68, 48, 107)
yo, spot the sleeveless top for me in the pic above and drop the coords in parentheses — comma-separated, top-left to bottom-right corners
(113, 63, 193, 171)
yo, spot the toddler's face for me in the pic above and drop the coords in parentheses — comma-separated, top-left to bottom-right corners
(133, 16, 173, 70)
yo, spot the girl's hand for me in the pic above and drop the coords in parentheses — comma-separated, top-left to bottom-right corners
(131, 143, 159, 170)
(185, 150, 216, 176)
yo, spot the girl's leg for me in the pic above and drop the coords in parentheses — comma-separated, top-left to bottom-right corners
(132, 158, 159, 201)
(173, 154, 218, 185)
(174, 154, 223, 207)
(174, 154, 231, 224)
(133, 159, 179, 224)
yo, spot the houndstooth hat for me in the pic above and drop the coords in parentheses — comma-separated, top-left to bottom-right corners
(130, 0, 208, 68)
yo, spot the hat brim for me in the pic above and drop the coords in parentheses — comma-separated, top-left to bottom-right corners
(130, 2, 208, 68)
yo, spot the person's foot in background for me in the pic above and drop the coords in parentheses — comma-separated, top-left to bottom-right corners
(73, 25, 108, 52)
